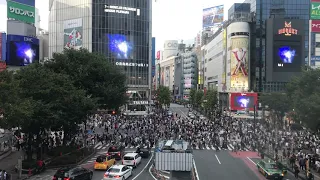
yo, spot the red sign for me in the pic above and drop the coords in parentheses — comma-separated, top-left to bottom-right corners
(312, 20, 320, 32)
(230, 92, 258, 111)
(0, 61, 6, 72)
(278, 21, 298, 36)
(156, 51, 160, 60)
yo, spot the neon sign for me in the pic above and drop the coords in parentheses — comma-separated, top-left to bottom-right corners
(278, 21, 298, 36)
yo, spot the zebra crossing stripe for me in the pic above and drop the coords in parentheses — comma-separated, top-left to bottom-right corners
(102, 146, 107, 149)
(229, 144, 234, 149)
(206, 146, 210, 150)
(96, 145, 102, 150)
(211, 145, 216, 150)
(94, 142, 102, 148)
(227, 145, 233, 151)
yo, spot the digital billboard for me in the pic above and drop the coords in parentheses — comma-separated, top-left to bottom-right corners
(230, 93, 258, 111)
(230, 37, 249, 90)
(202, 5, 224, 28)
(63, 18, 83, 50)
(10, 0, 35, 7)
(273, 44, 302, 72)
(7, 0, 35, 24)
(106, 34, 133, 59)
(6, 35, 39, 66)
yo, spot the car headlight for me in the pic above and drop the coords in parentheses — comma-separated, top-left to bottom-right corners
(281, 173, 284, 176)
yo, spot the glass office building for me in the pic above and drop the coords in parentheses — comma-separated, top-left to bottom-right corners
(49, 0, 152, 110)
(243, 0, 311, 92)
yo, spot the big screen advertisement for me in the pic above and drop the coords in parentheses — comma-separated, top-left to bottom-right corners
(202, 5, 224, 28)
(230, 93, 258, 111)
(63, 18, 83, 50)
(230, 37, 249, 90)
(7, 0, 35, 24)
(6, 35, 39, 66)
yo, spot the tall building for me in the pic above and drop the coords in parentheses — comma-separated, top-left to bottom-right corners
(182, 50, 198, 100)
(242, 0, 311, 92)
(49, 0, 152, 110)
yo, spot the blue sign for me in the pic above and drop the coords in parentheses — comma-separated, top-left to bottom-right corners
(1, 33, 6, 61)
(311, 56, 320, 61)
(10, 0, 35, 7)
(7, 35, 39, 45)
(152, 37, 156, 77)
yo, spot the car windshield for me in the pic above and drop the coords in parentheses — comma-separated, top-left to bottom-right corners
(266, 164, 278, 169)
(107, 168, 120, 173)
(124, 156, 134, 160)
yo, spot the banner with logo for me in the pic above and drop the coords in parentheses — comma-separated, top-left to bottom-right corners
(311, 20, 320, 32)
(7, 0, 35, 24)
(63, 18, 83, 50)
(230, 37, 249, 90)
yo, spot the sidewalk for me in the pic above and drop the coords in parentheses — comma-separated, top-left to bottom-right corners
(0, 149, 29, 179)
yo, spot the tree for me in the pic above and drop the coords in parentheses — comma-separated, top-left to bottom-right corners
(194, 90, 204, 108)
(259, 93, 290, 127)
(203, 89, 218, 113)
(156, 86, 171, 108)
(286, 68, 320, 131)
(45, 48, 127, 110)
(189, 88, 196, 106)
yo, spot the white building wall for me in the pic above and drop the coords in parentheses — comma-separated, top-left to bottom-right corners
(226, 22, 250, 93)
(48, 0, 92, 58)
(160, 56, 176, 91)
(35, 8, 40, 35)
(204, 32, 223, 92)
(162, 40, 179, 59)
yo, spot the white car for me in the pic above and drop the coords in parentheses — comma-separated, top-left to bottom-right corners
(122, 153, 142, 168)
(103, 165, 132, 180)
(189, 114, 195, 119)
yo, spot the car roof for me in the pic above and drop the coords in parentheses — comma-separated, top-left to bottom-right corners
(110, 165, 126, 169)
(124, 153, 138, 157)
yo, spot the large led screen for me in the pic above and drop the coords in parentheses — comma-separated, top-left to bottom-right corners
(106, 34, 133, 59)
(273, 44, 302, 72)
(8, 41, 39, 66)
(230, 93, 258, 111)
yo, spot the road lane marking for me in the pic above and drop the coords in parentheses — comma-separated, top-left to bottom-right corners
(215, 154, 221, 164)
(132, 152, 154, 180)
(178, 108, 187, 117)
(193, 159, 200, 180)
(246, 157, 256, 165)
(148, 164, 158, 180)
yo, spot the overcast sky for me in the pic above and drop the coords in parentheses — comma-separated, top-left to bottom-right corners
(0, 0, 244, 50)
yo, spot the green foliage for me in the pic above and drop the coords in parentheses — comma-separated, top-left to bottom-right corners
(203, 89, 218, 111)
(46, 48, 127, 109)
(189, 88, 196, 105)
(286, 68, 320, 131)
(157, 86, 171, 107)
(260, 92, 290, 125)
(195, 90, 204, 107)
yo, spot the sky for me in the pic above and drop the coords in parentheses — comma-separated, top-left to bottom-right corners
(0, 0, 244, 50)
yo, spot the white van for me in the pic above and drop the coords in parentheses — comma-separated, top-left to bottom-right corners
(122, 153, 142, 168)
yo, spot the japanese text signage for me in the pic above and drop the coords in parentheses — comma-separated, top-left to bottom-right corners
(278, 21, 298, 36)
(312, 20, 320, 32)
(7, 0, 35, 24)
(311, 1, 320, 20)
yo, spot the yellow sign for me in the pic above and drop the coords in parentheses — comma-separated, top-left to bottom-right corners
(278, 21, 298, 36)
(230, 37, 249, 89)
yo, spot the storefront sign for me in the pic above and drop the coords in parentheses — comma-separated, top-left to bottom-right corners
(311, 20, 320, 32)
(311, 2, 320, 20)
(278, 21, 298, 36)
(7, 0, 35, 24)
(115, 62, 148, 67)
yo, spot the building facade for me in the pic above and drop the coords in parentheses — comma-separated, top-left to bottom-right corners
(49, 0, 152, 110)
(159, 56, 175, 91)
(182, 51, 198, 100)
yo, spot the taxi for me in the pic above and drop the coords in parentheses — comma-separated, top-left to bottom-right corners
(257, 160, 287, 179)
(94, 155, 116, 170)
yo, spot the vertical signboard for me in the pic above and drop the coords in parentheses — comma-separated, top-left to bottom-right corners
(7, 1, 35, 24)
(230, 37, 249, 90)
(222, 29, 227, 84)
(202, 5, 224, 28)
(63, 18, 83, 50)
(311, 0, 320, 20)
(311, 20, 320, 32)
(152, 37, 156, 77)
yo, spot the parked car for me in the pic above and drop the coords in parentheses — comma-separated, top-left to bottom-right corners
(53, 166, 93, 180)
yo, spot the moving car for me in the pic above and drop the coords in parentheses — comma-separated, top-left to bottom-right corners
(122, 153, 142, 168)
(94, 155, 116, 170)
(53, 166, 93, 180)
(167, 111, 173, 117)
(257, 160, 286, 179)
(136, 147, 151, 158)
(189, 113, 195, 119)
(107, 144, 125, 160)
(103, 165, 133, 180)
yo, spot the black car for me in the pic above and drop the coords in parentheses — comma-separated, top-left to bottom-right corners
(136, 147, 151, 158)
(107, 144, 125, 160)
(53, 166, 93, 180)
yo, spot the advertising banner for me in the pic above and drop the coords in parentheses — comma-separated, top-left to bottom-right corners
(230, 92, 258, 111)
(156, 51, 160, 59)
(312, 20, 320, 32)
(6, 35, 39, 66)
(222, 29, 227, 84)
(230, 37, 249, 90)
(7, 1, 35, 24)
(11, 0, 35, 7)
(63, 18, 83, 50)
(202, 5, 224, 28)
(311, 1, 320, 19)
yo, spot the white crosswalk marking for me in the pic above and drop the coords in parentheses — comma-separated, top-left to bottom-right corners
(206, 145, 210, 150)
(227, 145, 233, 151)
(211, 145, 216, 150)
(102, 146, 107, 149)
(94, 142, 102, 148)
